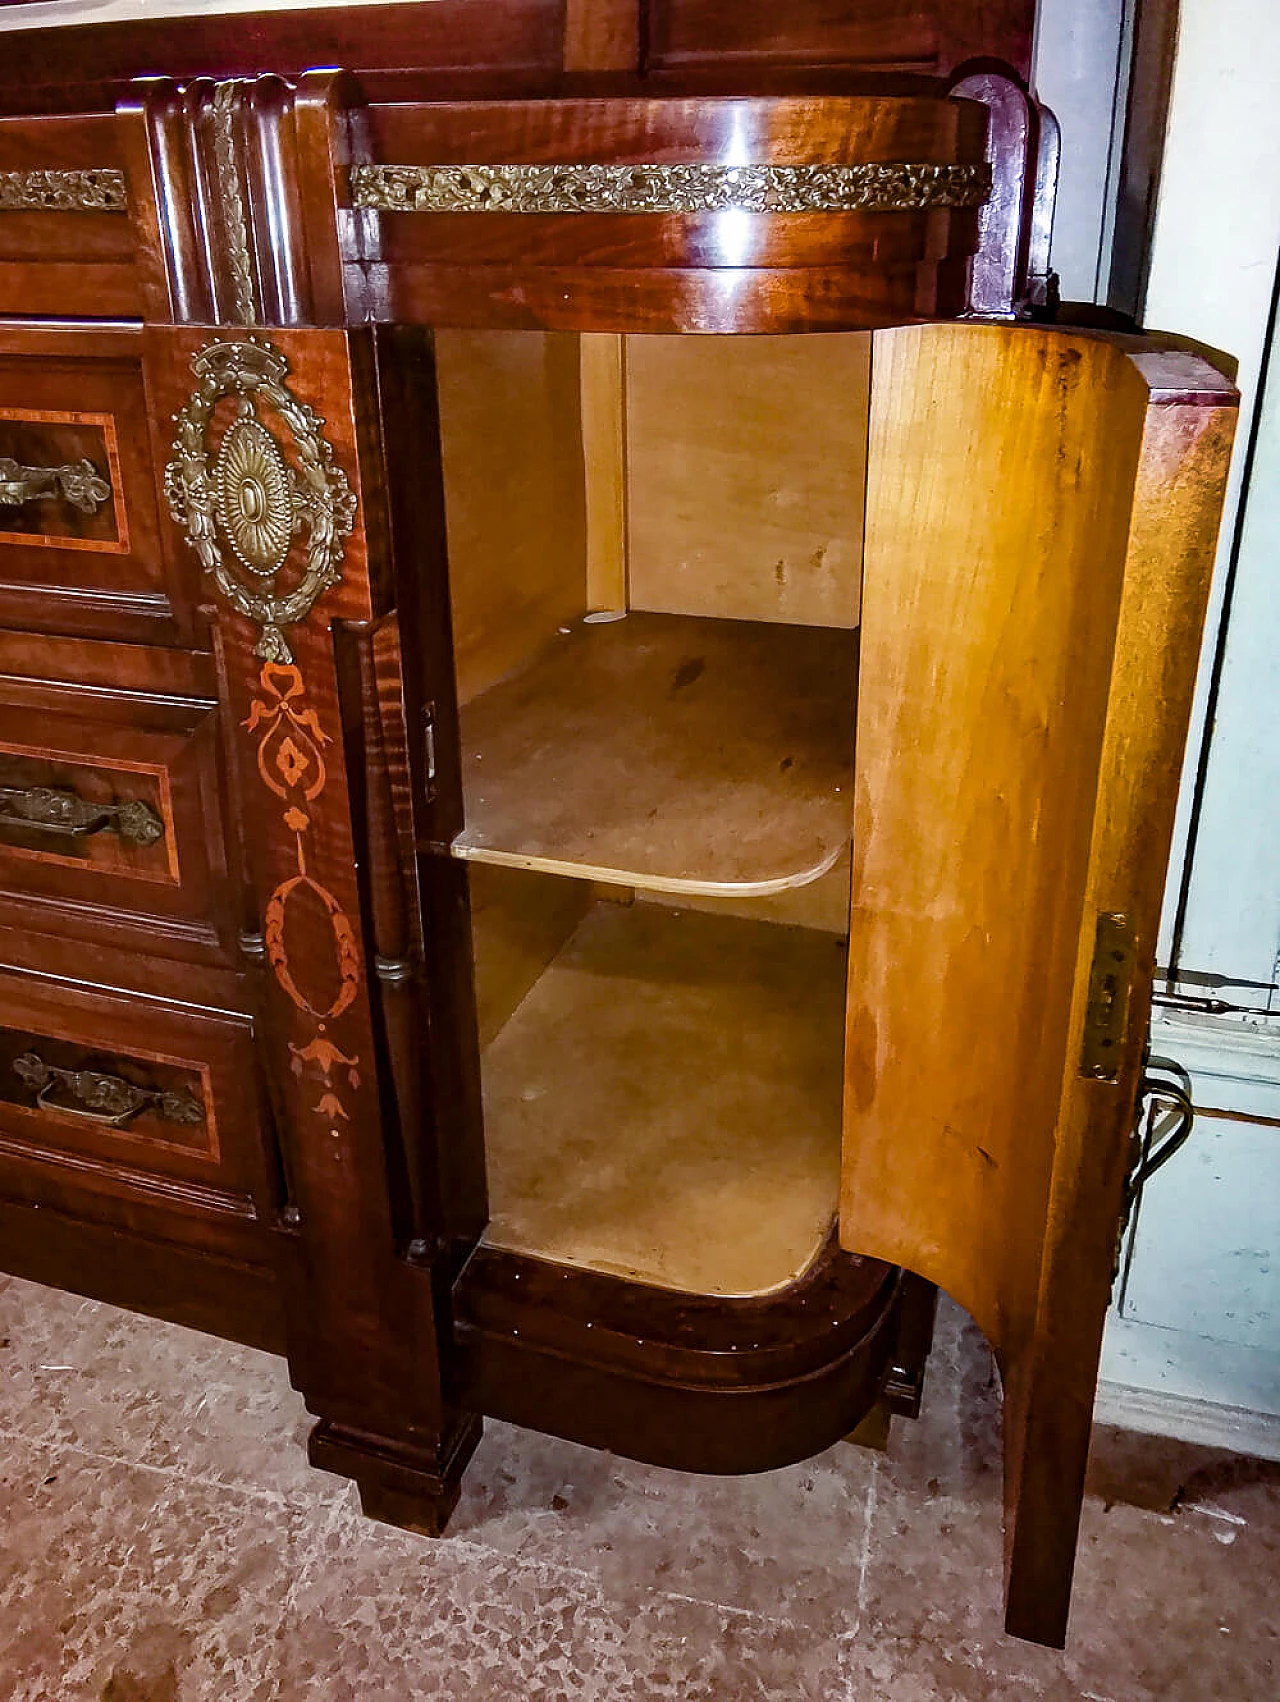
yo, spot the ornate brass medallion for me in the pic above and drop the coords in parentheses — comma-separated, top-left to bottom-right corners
(163, 339, 356, 662)
(215, 414, 295, 578)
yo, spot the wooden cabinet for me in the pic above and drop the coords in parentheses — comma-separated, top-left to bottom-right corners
(0, 7, 1238, 1656)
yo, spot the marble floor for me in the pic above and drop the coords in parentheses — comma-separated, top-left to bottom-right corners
(0, 1275, 1276, 1701)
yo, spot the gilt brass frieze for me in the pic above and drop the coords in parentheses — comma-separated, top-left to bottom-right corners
(350, 161, 992, 215)
(0, 169, 127, 213)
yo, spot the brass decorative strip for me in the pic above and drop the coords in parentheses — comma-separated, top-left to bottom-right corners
(13, 1051, 205, 1129)
(350, 161, 992, 216)
(210, 80, 257, 328)
(0, 169, 127, 213)
(0, 455, 110, 515)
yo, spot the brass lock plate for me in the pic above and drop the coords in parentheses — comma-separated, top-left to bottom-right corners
(1080, 912, 1137, 1083)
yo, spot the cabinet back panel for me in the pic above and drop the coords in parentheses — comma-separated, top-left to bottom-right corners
(476, 889, 844, 1296)
(625, 333, 869, 629)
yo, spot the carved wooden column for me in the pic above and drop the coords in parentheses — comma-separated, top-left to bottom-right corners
(119, 73, 481, 1527)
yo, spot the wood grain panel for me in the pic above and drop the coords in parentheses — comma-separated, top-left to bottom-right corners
(838, 323, 1237, 1644)
(562, 0, 642, 71)
(435, 329, 588, 703)
(0, 112, 140, 315)
(379, 259, 967, 336)
(0, 964, 272, 1215)
(626, 334, 869, 627)
(0, 636, 233, 958)
(1000, 345, 1239, 1644)
(647, 0, 1034, 78)
(148, 323, 478, 1506)
(0, 3, 565, 114)
(362, 95, 985, 332)
(647, 0, 939, 71)
(0, 328, 176, 643)
(579, 333, 628, 614)
(366, 94, 986, 166)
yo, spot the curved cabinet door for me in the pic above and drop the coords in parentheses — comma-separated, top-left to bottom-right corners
(841, 321, 1238, 1646)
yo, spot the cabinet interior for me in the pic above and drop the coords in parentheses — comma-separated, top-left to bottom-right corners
(434, 328, 870, 1295)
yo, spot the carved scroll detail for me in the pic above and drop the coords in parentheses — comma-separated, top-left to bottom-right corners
(163, 338, 356, 663)
(350, 161, 992, 215)
(0, 169, 127, 213)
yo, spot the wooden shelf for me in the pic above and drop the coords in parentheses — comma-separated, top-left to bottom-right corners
(479, 900, 844, 1297)
(453, 611, 857, 897)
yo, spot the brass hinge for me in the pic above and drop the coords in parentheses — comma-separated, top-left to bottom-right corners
(1080, 912, 1137, 1082)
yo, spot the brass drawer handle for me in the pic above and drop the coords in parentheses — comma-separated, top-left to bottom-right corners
(0, 783, 164, 846)
(0, 455, 111, 516)
(13, 1051, 206, 1129)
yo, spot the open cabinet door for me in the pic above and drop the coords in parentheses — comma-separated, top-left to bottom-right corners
(841, 322, 1238, 1646)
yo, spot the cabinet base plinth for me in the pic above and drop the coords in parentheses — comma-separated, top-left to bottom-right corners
(307, 1413, 483, 1537)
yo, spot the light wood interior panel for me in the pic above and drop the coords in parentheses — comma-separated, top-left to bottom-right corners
(838, 323, 1148, 1359)
(625, 333, 870, 628)
(580, 332, 629, 612)
(435, 329, 588, 703)
(469, 861, 593, 1048)
(478, 893, 844, 1295)
(454, 611, 856, 895)
(835, 324, 1236, 1641)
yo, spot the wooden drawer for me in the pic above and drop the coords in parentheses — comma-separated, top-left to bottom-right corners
(0, 630, 235, 961)
(0, 113, 140, 319)
(0, 324, 181, 644)
(0, 965, 276, 1234)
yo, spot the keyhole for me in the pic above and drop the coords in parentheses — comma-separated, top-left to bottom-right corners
(241, 477, 267, 522)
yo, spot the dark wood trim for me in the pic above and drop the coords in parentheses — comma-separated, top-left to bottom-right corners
(309, 1410, 484, 1534)
(453, 1238, 901, 1474)
(0, 2, 567, 117)
(370, 323, 489, 1264)
(0, 1192, 286, 1352)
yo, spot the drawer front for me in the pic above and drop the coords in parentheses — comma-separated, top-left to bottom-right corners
(0, 968, 274, 1225)
(0, 635, 235, 961)
(0, 114, 139, 319)
(0, 327, 180, 643)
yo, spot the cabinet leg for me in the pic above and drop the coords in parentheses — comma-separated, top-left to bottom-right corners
(307, 1412, 483, 1536)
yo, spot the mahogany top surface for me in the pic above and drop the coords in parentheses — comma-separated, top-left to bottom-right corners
(0, 1, 1033, 115)
(365, 92, 988, 162)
